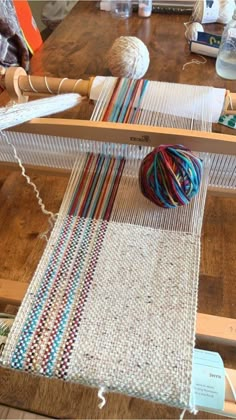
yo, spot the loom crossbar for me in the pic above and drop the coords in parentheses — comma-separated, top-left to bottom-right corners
(9, 118, 236, 156)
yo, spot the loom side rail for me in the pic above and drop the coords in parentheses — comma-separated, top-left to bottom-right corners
(8, 118, 236, 155)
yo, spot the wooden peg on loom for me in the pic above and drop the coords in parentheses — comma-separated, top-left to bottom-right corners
(1, 66, 94, 102)
(1, 66, 236, 116)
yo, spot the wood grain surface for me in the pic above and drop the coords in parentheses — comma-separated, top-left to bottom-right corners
(30, 2, 231, 89)
(0, 2, 235, 418)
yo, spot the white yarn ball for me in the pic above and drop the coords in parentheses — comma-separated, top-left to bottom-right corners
(107, 36, 150, 79)
(217, 0, 235, 23)
(184, 22, 204, 41)
(191, 0, 234, 24)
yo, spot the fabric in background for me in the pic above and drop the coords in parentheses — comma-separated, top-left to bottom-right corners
(0, 0, 29, 70)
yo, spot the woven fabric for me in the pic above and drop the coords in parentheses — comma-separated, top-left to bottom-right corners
(1, 215, 200, 409)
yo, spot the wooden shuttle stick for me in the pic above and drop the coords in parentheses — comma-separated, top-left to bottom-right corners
(1, 67, 236, 115)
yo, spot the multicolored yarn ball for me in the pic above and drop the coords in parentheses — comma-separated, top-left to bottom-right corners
(139, 145, 203, 208)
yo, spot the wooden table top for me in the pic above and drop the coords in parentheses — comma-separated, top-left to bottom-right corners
(31, 1, 233, 90)
(0, 3, 235, 419)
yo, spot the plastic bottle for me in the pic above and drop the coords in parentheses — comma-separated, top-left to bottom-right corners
(215, 7, 236, 80)
(111, 0, 132, 18)
(138, 0, 152, 18)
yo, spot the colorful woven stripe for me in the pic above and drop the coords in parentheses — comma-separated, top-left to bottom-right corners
(102, 78, 148, 124)
(6, 152, 126, 377)
(68, 153, 125, 220)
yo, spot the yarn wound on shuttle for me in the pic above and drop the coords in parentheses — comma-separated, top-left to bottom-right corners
(107, 36, 150, 79)
(139, 145, 203, 208)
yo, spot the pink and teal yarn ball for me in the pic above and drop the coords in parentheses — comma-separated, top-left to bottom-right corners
(139, 144, 203, 208)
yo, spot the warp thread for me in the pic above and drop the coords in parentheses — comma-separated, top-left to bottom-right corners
(139, 144, 203, 208)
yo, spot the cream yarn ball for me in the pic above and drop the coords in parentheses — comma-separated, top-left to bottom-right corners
(184, 22, 204, 41)
(107, 36, 150, 79)
(191, 0, 234, 24)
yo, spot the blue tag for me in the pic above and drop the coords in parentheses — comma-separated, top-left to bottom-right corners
(197, 32, 221, 48)
(190, 349, 225, 411)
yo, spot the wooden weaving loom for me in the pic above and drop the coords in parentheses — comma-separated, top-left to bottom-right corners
(0, 67, 236, 418)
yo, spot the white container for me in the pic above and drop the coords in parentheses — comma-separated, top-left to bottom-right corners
(215, 8, 236, 80)
(138, 0, 152, 18)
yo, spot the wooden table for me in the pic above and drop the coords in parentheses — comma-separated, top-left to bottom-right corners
(0, 2, 235, 418)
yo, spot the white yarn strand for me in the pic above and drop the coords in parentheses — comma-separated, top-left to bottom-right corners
(44, 76, 54, 94)
(182, 55, 207, 70)
(98, 386, 107, 409)
(28, 75, 38, 93)
(0, 131, 57, 222)
(225, 370, 236, 402)
(57, 78, 68, 94)
(0, 94, 82, 131)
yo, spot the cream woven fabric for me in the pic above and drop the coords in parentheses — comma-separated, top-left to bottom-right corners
(1, 217, 200, 410)
(67, 221, 200, 408)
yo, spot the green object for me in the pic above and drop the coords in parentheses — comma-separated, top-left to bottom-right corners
(218, 114, 236, 129)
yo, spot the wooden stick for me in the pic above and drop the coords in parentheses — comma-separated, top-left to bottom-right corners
(3, 67, 93, 102)
(9, 117, 236, 155)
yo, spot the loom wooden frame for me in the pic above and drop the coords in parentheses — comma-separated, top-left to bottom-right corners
(0, 69, 236, 417)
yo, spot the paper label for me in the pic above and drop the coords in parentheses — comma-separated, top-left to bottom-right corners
(190, 349, 225, 411)
(202, 0, 219, 24)
(197, 32, 221, 48)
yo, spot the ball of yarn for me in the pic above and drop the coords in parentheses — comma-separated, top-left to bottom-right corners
(107, 36, 150, 79)
(191, 0, 233, 23)
(184, 22, 204, 41)
(191, 0, 220, 23)
(139, 145, 203, 208)
(217, 0, 235, 23)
